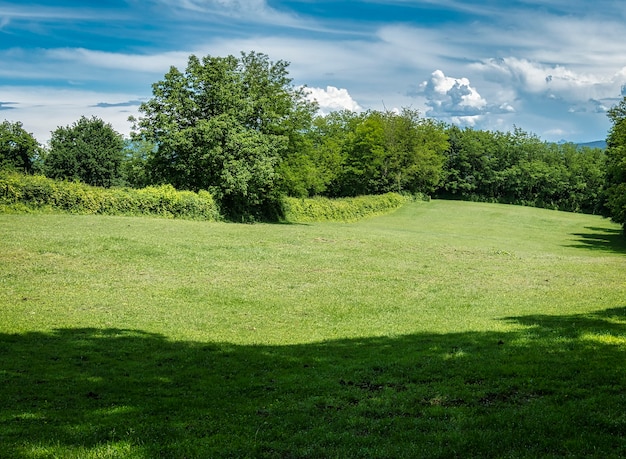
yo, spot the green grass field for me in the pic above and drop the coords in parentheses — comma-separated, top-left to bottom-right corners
(1, 200, 625, 458)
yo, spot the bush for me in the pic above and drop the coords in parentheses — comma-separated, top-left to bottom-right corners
(0, 171, 220, 221)
(282, 193, 409, 223)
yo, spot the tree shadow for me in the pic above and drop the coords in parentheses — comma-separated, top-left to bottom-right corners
(567, 226, 626, 253)
(2, 308, 626, 458)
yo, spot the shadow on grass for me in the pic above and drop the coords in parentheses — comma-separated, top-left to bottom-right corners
(2, 307, 626, 458)
(567, 226, 626, 253)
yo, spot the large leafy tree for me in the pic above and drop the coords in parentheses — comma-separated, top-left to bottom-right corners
(44, 116, 125, 187)
(131, 52, 317, 220)
(0, 120, 42, 174)
(604, 96, 626, 229)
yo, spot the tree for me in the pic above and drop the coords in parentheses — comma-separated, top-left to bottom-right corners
(559, 143, 605, 214)
(392, 110, 448, 194)
(277, 110, 351, 198)
(439, 126, 606, 213)
(332, 109, 448, 196)
(604, 96, 626, 229)
(131, 52, 318, 220)
(44, 116, 125, 187)
(0, 120, 42, 174)
(439, 126, 500, 199)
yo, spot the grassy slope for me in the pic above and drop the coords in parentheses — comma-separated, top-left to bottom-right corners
(1, 200, 625, 458)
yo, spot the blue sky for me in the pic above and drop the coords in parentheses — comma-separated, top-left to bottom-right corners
(1, 1, 625, 143)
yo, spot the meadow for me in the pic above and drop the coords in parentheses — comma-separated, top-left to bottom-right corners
(1, 200, 625, 458)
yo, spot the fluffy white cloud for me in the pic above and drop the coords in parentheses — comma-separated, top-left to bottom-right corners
(418, 69, 517, 128)
(305, 86, 362, 113)
(474, 57, 626, 104)
(422, 70, 487, 114)
(419, 70, 495, 126)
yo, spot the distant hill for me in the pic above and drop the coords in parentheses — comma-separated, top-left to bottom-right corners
(576, 140, 607, 149)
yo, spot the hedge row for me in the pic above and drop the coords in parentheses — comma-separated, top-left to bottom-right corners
(0, 171, 220, 221)
(0, 172, 415, 223)
(282, 193, 410, 223)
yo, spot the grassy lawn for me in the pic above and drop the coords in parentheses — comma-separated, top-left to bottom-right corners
(1, 200, 625, 458)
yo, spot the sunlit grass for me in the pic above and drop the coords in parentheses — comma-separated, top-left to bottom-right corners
(1, 200, 625, 457)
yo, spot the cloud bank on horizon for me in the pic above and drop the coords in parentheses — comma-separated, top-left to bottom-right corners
(1, 0, 625, 143)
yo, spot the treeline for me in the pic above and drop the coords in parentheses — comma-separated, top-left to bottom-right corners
(1, 51, 624, 227)
(440, 127, 605, 214)
(291, 112, 606, 215)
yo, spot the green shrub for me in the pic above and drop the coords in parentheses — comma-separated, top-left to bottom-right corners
(1, 171, 414, 223)
(282, 193, 409, 223)
(0, 171, 220, 221)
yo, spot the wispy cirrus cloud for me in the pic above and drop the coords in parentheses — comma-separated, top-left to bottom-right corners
(91, 100, 144, 108)
(45, 48, 190, 74)
(2, 0, 626, 143)
(0, 101, 17, 110)
(0, 3, 128, 29)
(147, 0, 310, 29)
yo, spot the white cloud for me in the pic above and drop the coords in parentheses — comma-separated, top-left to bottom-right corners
(45, 48, 190, 74)
(473, 57, 626, 112)
(417, 70, 519, 129)
(152, 0, 307, 29)
(0, 87, 141, 143)
(423, 70, 487, 114)
(420, 70, 488, 116)
(305, 86, 362, 113)
(476, 58, 610, 94)
(0, 4, 123, 21)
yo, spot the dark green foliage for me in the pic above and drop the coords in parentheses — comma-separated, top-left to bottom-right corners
(0, 171, 219, 220)
(560, 144, 606, 214)
(132, 52, 317, 221)
(0, 120, 42, 174)
(297, 110, 363, 197)
(604, 97, 626, 229)
(311, 109, 449, 197)
(277, 119, 340, 198)
(120, 139, 156, 189)
(340, 110, 448, 196)
(44, 116, 125, 187)
(439, 126, 606, 213)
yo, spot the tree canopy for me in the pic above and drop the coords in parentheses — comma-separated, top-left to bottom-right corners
(439, 126, 606, 214)
(303, 109, 449, 198)
(604, 96, 626, 228)
(131, 51, 318, 220)
(0, 120, 41, 174)
(44, 116, 125, 188)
